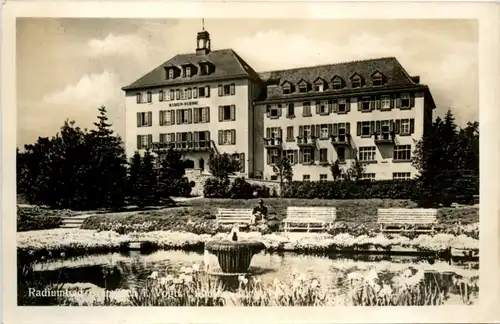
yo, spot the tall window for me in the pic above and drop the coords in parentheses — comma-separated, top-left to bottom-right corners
(337, 147, 346, 162)
(338, 123, 347, 141)
(222, 130, 232, 145)
(186, 66, 191, 77)
(175, 89, 181, 100)
(303, 102, 311, 116)
(221, 105, 234, 121)
(137, 112, 152, 127)
(317, 101, 328, 114)
(270, 149, 279, 164)
(401, 119, 411, 135)
(147, 92, 152, 103)
(287, 103, 295, 116)
(168, 69, 174, 79)
(381, 95, 391, 109)
(361, 98, 371, 111)
(270, 127, 280, 139)
(319, 148, 328, 163)
(361, 121, 371, 136)
(286, 126, 294, 141)
(303, 125, 311, 137)
(393, 145, 411, 161)
(286, 150, 295, 164)
(337, 99, 347, 113)
(170, 89, 175, 101)
(194, 107, 209, 123)
(219, 83, 235, 96)
(303, 148, 312, 163)
(380, 120, 391, 139)
(136, 92, 143, 103)
(401, 93, 411, 108)
(393, 172, 411, 180)
(359, 146, 376, 161)
(137, 135, 150, 149)
(320, 124, 329, 139)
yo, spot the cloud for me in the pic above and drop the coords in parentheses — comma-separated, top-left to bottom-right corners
(87, 33, 150, 59)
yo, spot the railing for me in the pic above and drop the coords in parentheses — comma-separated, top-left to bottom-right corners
(263, 137, 282, 148)
(330, 134, 351, 146)
(152, 141, 212, 152)
(296, 135, 316, 146)
(374, 132, 395, 144)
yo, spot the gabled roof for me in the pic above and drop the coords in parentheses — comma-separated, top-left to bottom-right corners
(371, 70, 384, 77)
(122, 49, 261, 91)
(313, 77, 326, 84)
(281, 80, 293, 86)
(350, 72, 363, 80)
(297, 78, 310, 85)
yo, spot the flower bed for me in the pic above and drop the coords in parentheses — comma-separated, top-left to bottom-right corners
(17, 229, 479, 263)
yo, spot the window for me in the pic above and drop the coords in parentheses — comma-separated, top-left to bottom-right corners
(270, 149, 279, 164)
(159, 110, 175, 126)
(381, 95, 391, 109)
(286, 150, 295, 164)
(333, 78, 343, 90)
(303, 102, 311, 116)
(320, 174, 328, 182)
(181, 88, 191, 99)
(401, 119, 410, 135)
(170, 89, 175, 101)
(337, 147, 346, 162)
(299, 84, 308, 93)
(315, 84, 323, 92)
(168, 69, 174, 79)
(221, 105, 233, 121)
(401, 93, 411, 108)
(223, 84, 231, 96)
(361, 121, 371, 136)
(303, 148, 312, 163)
(137, 135, 151, 149)
(198, 87, 206, 97)
(283, 86, 291, 94)
(337, 123, 347, 141)
(175, 89, 181, 100)
(136, 92, 143, 104)
(270, 127, 280, 139)
(287, 103, 295, 116)
(317, 101, 328, 114)
(320, 124, 329, 139)
(222, 130, 232, 145)
(319, 148, 328, 163)
(159, 133, 173, 143)
(147, 92, 152, 103)
(302, 125, 311, 137)
(219, 83, 235, 96)
(393, 145, 411, 161)
(393, 172, 411, 180)
(159, 90, 164, 102)
(303, 175, 311, 182)
(271, 175, 278, 181)
(338, 99, 347, 113)
(286, 126, 294, 141)
(198, 131, 207, 148)
(269, 105, 280, 118)
(361, 98, 371, 111)
(186, 66, 191, 77)
(359, 146, 376, 161)
(352, 76, 362, 88)
(194, 107, 210, 123)
(380, 120, 391, 139)
(137, 112, 152, 127)
(373, 74, 383, 86)
(361, 173, 376, 180)
(177, 109, 191, 124)
(200, 64, 209, 75)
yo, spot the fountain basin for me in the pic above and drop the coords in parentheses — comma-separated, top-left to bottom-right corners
(205, 240, 266, 274)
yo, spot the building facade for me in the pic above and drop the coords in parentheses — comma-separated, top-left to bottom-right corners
(122, 29, 435, 181)
(122, 30, 262, 177)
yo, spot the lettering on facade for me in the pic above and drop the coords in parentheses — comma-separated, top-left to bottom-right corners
(169, 101, 199, 108)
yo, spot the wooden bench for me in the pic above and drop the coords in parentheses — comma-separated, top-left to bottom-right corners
(282, 207, 336, 233)
(215, 208, 253, 227)
(377, 208, 438, 233)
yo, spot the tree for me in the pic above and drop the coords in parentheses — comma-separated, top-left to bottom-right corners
(329, 160, 343, 181)
(208, 153, 240, 181)
(272, 155, 293, 197)
(157, 144, 189, 200)
(133, 150, 159, 207)
(127, 151, 142, 204)
(345, 152, 365, 181)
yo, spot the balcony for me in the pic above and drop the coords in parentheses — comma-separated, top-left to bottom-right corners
(296, 135, 316, 147)
(152, 141, 212, 153)
(263, 137, 282, 149)
(330, 134, 351, 146)
(374, 132, 395, 145)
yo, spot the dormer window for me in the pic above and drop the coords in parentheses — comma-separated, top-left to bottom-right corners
(168, 69, 174, 80)
(315, 84, 323, 92)
(283, 86, 291, 94)
(352, 75, 362, 88)
(372, 71, 385, 86)
(332, 76, 344, 90)
(297, 79, 310, 93)
(313, 78, 326, 92)
(186, 66, 191, 77)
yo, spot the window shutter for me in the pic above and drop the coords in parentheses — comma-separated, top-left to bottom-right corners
(357, 99, 362, 111)
(188, 89, 192, 99)
(159, 111, 164, 126)
(136, 93, 141, 104)
(346, 122, 351, 135)
(266, 105, 270, 118)
(170, 133, 175, 143)
(315, 101, 320, 114)
(277, 105, 282, 117)
(396, 95, 402, 108)
(176, 90, 180, 100)
(375, 121, 381, 134)
(266, 128, 271, 138)
(327, 124, 333, 136)
(176, 133, 181, 148)
(148, 134, 153, 148)
(311, 149, 315, 162)
(278, 128, 283, 140)
(193, 87, 198, 99)
(333, 123, 338, 136)
(240, 153, 245, 172)
(171, 110, 176, 125)
(390, 120, 395, 133)
(294, 150, 298, 165)
(333, 99, 338, 113)
(187, 132, 193, 147)
(267, 150, 271, 165)
(205, 86, 210, 97)
(346, 98, 351, 112)
(299, 126, 304, 137)
(206, 131, 210, 143)
(218, 84, 223, 96)
(193, 108, 198, 123)
(410, 93, 415, 107)
(390, 95, 395, 108)
(137, 113, 141, 127)
(370, 121, 375, 135)
(218, 106, 223, 122)
(148, 112, 153, 126)
(187, 109, 193, 124)
(137, 135, 141, 149)
(299, 150, 304, 163)
(395, 119, 401, 134)
(230, 83, 235, 95)
(177, 110, 181, 124)
(194, 132, 199, 149)
(170, 90, 174, 101)
(230, 105, 236, 121)
(370, 98, 376, 111)
(410, 118, 415, 134)
(231, 129, 236, 144)
(206, 107, 210, 122)
(376, 96, 381, 110)
(357, 122, 361, 136)
(218, 130, 223, 145)
(311, 125, 316, 138)
(315, 125, 320, 138)
(159, 90, 163, 102)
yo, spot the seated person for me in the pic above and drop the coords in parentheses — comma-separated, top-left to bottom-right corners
(251, 199, 268, 225)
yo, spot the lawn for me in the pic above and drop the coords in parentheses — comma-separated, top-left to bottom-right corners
(80, 198, 478, 235)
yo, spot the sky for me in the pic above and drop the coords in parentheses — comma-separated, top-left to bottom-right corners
(16, 18, 478, 148)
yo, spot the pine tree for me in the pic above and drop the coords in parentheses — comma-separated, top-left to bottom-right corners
(135, 150, 159, 207)
(157, 144, 187, 200)
(128, 151, 142, 205)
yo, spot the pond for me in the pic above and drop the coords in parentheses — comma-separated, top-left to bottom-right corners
(30, 250, 479, 305)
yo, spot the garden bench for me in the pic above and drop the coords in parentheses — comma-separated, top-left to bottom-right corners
(282, 207, 336, 233)
(377, 208, 438, 234)
(215, 208, 253, 227)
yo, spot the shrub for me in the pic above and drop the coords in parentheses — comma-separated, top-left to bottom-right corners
(251, 184, 270, 198)
(177, 178, 193, 197)
(229, 177, 254, 199)
(17, 208, 63, 231)
(203, 177, 230, 198)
